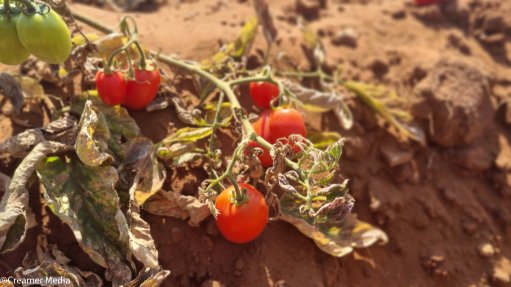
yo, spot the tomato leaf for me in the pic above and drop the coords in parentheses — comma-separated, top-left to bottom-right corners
(75, 101, 113, 167)
(13, 235, 103, 286)
(143, 191, 210, 227)
(0, 142, 71, 253)
(160, 127, 213, 145)
(284, 80, 354, 130)
(344, 81, 426, 145)
(122, 268, 171, 287)
(119, 137, 166, 206)
(307, 130, 342, 150)
(280, 211, 388, 257)
(0, 73, 24, 115)
(36, 156, 133, 286)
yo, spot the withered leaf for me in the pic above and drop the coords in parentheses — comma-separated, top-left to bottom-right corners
(143, 191, 210, 227)
(0, 141, 71, 253)
(36, 156, 133, 286)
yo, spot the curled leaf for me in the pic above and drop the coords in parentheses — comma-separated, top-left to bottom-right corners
(307, 130, 342, 150)
(0, 73, 24, 115)
(0, 130, 45, 158)
(121, 268, 170, 287)
(280, 212, 388, 257)
(36, 156, 133, 286)
(143, 191, 210, 227)
(75, 101, 113, 167)
(160, 127, 213, 145)
(284, 80, 353, 130)
(344, 81, 426, 145)
(0, 141, 71, 253)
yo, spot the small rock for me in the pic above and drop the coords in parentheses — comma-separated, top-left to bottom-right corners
(201, 280, 225, 287)
(478, 243, 495, 258)
(369, 59, 389, 78)
(234, 258, 244, 270)
(493, 257, 511, 285)
(391, 9, 406, 20)
(331, 28, 358, 48)
(380, 142, 414, 168)
(462, 219, 478, 235)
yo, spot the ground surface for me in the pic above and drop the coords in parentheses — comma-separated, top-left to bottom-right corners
(2, 0, 511, 286)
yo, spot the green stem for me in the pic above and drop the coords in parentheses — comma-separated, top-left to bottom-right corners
(3, 0, 12, 19)
(207, 92, 225, 156)
(132, 40, 147, 69)
(72, 11, 112, 34)
(13, 0, 36, 14)
(228, 75, 273, 87)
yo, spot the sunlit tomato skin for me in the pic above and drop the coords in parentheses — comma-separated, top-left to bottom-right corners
(16, 10, 71, 64)
(124, 67, 161, 110)
(0, 13, 30, 65)
(215, 183, 269, 243)
(249, 81, 279, 109)
(96, 71, 127, 106)
(247, 110, 273, 167)
(268, 108, 306, 146)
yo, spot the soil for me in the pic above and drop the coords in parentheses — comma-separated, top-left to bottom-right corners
(2, 0, 511, 286)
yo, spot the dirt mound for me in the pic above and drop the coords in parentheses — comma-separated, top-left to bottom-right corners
(2, 0, 511, 286)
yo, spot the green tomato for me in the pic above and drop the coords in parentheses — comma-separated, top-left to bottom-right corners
(16, 9, 71, 64)
(0, 12, 30, 65)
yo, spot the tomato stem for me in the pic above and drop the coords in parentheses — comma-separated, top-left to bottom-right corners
(13, 0, 37, 15)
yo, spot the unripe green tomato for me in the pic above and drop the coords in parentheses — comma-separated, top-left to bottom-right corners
(0, 12, 30, 65)
(16, 9, 71, 64)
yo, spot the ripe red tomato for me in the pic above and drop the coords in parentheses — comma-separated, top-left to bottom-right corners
(414, 0, 443, 5)
(268, 108, 306, 144)
(249, 81, 279, 109)
(124, 67, 161, 110)
(247, 110, 273, 167)
(96, 71, 127, 106)
(215, 183, 269, 243)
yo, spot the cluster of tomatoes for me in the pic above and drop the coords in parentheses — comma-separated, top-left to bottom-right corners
(215, 81, 307, 244)
(0, 5, 71, 65)
(95, 65, 161, 110)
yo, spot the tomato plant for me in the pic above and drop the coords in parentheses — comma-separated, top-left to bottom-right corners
(124, 66, 161, 110)
(16, 9, 72, 64)
(96, 71, 127, 106)
(249, 81, 279, 109)
(215, 183, 269, 243)
(0, 12, 30, 65)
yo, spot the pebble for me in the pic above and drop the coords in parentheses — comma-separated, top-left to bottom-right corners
(478, 243, 495, 258)
(331, 28, 358, 48)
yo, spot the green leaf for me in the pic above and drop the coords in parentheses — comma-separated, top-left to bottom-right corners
(344, 81, 426, 145)
(160, 127, 213, 145)
(307, 130, 342, 150)
(36, 156, 133, 286)
(0, 141, 71, 253)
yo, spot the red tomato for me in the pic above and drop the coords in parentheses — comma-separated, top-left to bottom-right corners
(414, 0, 442, 5)
(215, 183, 269, 243)
(249, 81, 279, 109)
(96, 71, 127, 106)
(124, 67, 161, 110)
(268, 108, 306, 145)
(247, 110, 273, 167)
